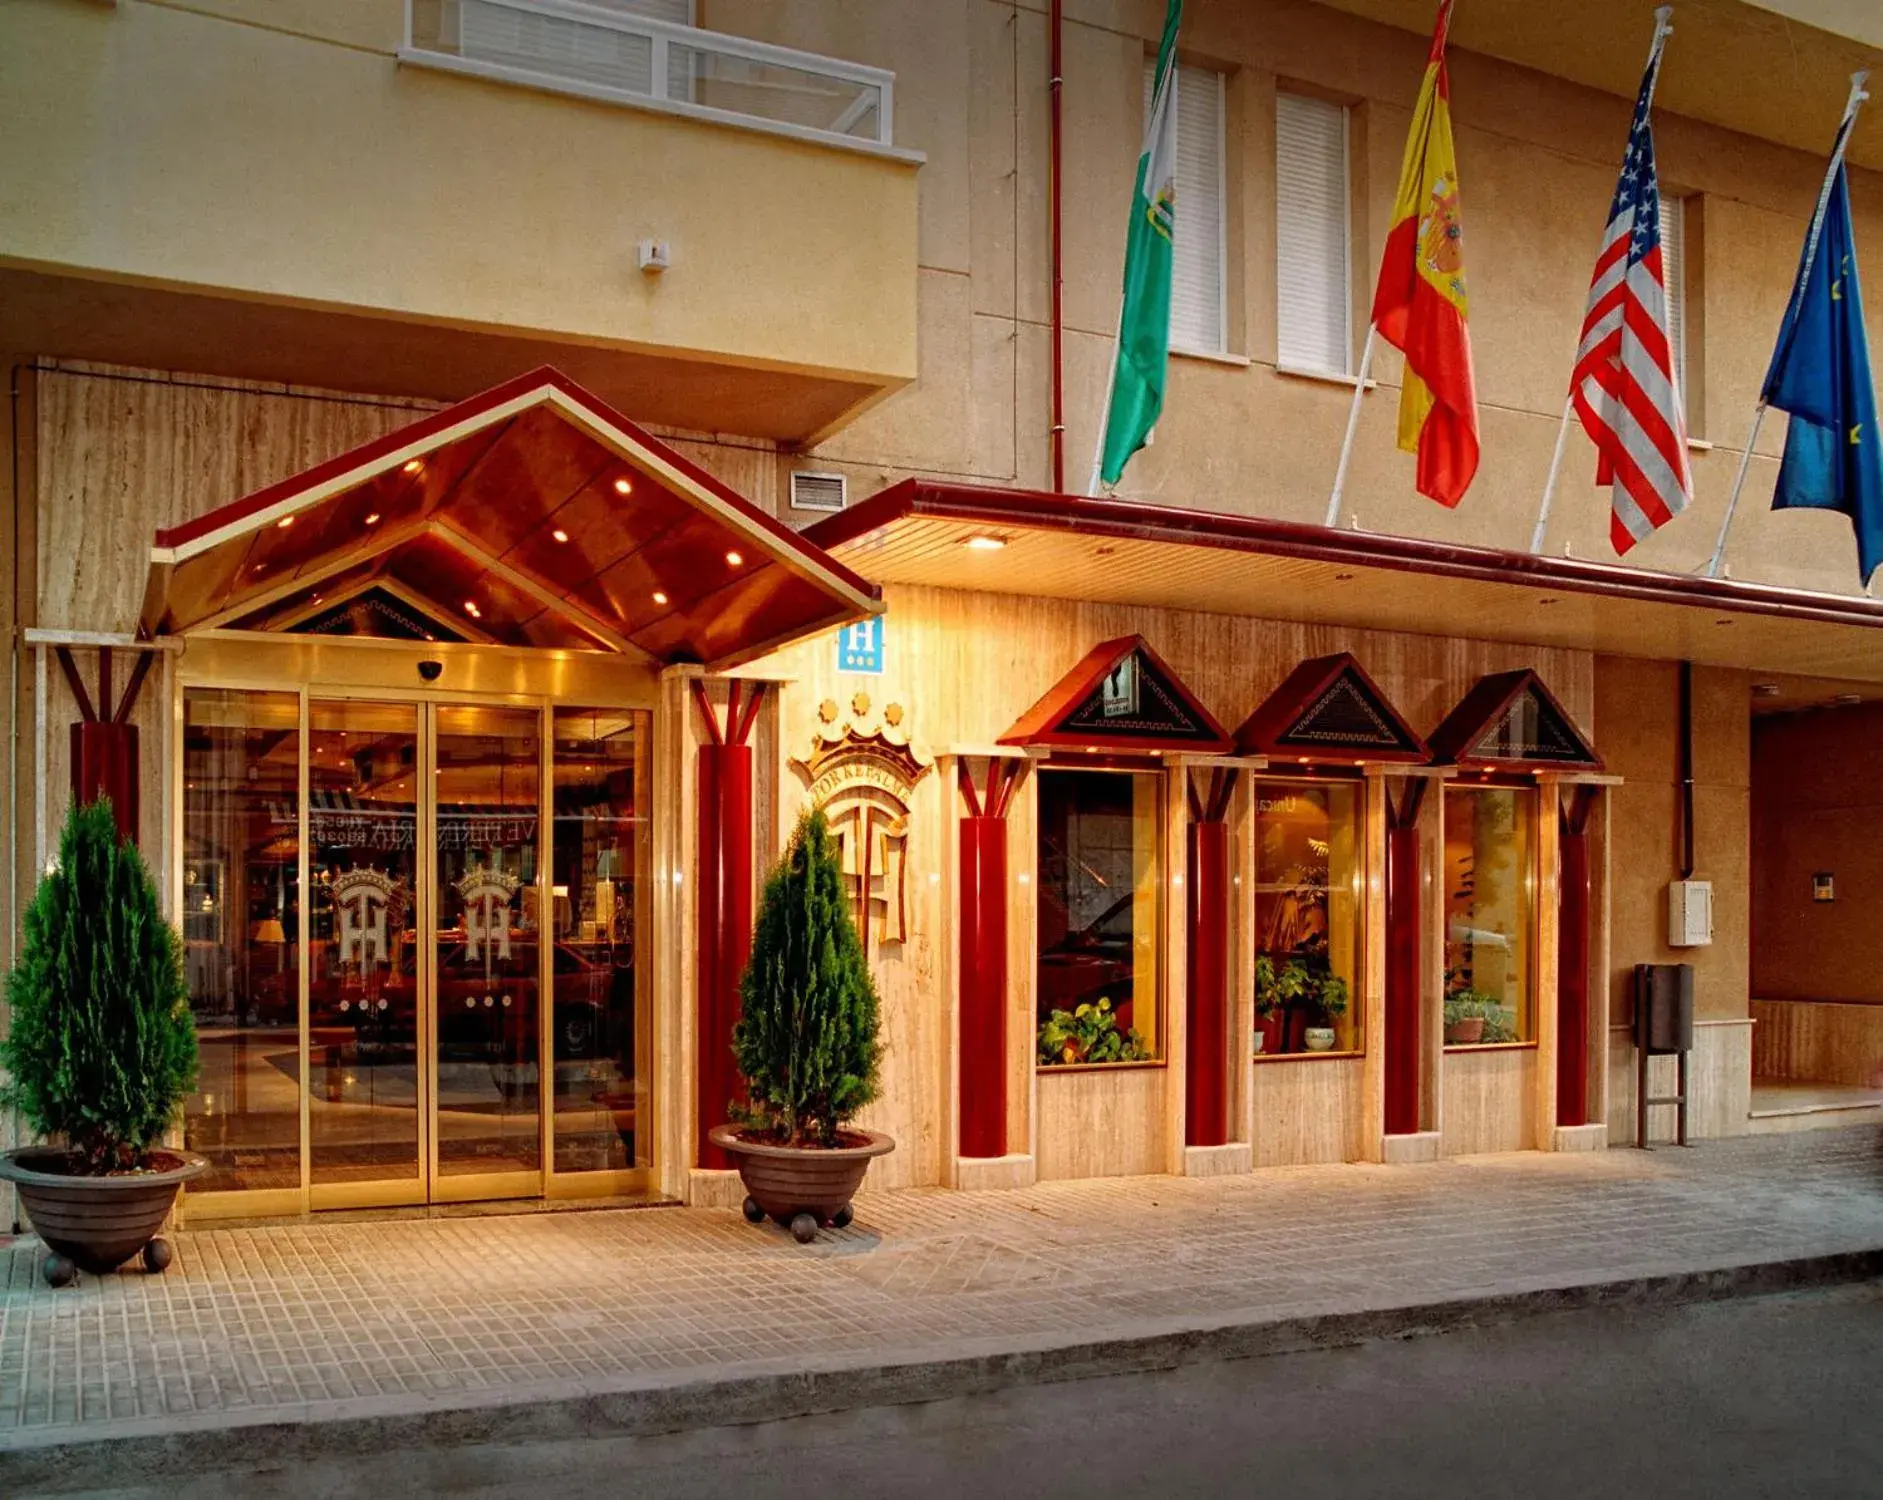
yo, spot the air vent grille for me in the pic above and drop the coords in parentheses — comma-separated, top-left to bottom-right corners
(790, 471, 847, 513)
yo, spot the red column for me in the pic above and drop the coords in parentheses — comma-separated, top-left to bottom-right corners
(71, 722, 140, 845)
(958, 816, 1008, 1158)
(1185, 818, 1230, 1148)
(1384, 823, 1422, 1135)
(1556, 795, 1594, 1128)
(694, 682, 762, 1171)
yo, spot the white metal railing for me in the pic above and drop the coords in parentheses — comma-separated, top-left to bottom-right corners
(402, 0, 896, 151)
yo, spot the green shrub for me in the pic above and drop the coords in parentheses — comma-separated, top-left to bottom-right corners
(1, 799, 198, 1173)
(732, 809, 882, 1147)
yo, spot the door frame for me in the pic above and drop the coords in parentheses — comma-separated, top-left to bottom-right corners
(172, 630, 663, 1219)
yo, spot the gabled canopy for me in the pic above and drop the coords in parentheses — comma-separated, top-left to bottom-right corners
(140, 367, 880, 669)
(999, 635, 1232, 753)
(1428, 668, 1603, 772)
(1234, 653, 1430, 765)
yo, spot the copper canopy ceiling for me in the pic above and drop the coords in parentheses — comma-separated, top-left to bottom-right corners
(141, 367, 880, 668)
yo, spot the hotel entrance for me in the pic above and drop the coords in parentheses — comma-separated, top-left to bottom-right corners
(178, 653, 656, 1218)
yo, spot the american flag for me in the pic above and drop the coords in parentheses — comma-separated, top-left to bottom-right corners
(1570, 20, 1691, 555)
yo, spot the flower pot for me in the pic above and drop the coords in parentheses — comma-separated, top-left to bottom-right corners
(708, 1124, 895, 1243)
(0, 1147, 208, 1284)
(1445, 1017, 1485, 1045)
(1304, 1026, 1337, 1052)
(1251, 1030, 1266, 1055)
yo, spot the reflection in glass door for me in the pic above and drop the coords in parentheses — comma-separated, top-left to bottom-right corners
(308, 700, 422, 1197)
(433, 705, 544, 1194)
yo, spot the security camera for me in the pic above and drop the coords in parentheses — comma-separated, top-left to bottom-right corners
(417, 660, 444, 683)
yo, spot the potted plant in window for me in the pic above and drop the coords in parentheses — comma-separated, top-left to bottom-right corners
(1036, 996, 1151, 1065)
(1303, 971, 1350, 1052)
(1443, 988, 1497, 1044)
(0, 800, 206, 1287)
(709, 809, 892, 1244)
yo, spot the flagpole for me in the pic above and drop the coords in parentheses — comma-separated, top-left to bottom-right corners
(1706, 68, 1870, 579)
(1529, 397, 1577, 553)
(1325, 326, 1378, 527)
(1086, 295, 1128, 497)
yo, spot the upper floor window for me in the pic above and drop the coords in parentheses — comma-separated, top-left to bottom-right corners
(1275, 91, 1352, 378)
(1661, 193, 1691, 428)
(1145, 58, 1228, 356)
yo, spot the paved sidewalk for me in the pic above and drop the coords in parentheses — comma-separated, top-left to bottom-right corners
(2, 1129, 1880, 1465)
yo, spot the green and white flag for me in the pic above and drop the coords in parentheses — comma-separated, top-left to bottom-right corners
(1093, 0, 1182, 492)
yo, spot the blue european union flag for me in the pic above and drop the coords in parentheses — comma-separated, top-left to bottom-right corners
(1762, 163, 1883, 585)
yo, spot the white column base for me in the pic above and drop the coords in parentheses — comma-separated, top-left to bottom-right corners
(1182, 1143, 1252, 1178)
(685, 1167, 745, 1209)
(1380, 1131, 1443, 1165)
(954, 1153, 1037, 1191)
(1550, 1123, 1609, 1153)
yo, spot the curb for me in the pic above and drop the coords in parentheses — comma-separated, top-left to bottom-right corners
(6, 1247, 1881, 1492)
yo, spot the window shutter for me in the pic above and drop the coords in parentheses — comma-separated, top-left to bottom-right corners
(1660, 194, 1688, 422)
(1144, 59, 1227, 354)
(1275, 93, 1351, 376)
(600, 0, 693, 22)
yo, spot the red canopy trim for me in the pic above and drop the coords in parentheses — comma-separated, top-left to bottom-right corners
(1234, 653, 1431, 765)
(998, 635, 1233, 753)
(1427, 668, 1602, 772)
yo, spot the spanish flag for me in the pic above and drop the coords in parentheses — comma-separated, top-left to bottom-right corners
(1370, 0, 1479, 507)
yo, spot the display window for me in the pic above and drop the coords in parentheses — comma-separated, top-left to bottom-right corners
(1252, 778, 1364, 1056)
(1035, 766, 1163, 1066)
(1442, 785, 1536, 1046)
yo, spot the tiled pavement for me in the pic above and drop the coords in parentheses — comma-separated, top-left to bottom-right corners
(2, 1129, 1881, 1447)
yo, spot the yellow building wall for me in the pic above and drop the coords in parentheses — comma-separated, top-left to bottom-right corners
(0, 0, 918, 392)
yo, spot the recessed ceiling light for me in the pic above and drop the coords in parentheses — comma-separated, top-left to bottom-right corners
(1715, 618, 1733, 626)
(552, 529, 569, 544)
(364, 512, 381, 526)
(402, 459, 423, 475)
(1751, 683, 1781, 698)
(964, 535, 1007, 551)
(463, 600, 481, 619)
(276, 516, 295, 530)
(1538, 597, 1558, 606)
(725, 550, 743, 567)
(613, 477, 633, 496)
(652, 590, 669, 606)
(1333, 572, 1354, 582)
(1831, 692, 1863, 706)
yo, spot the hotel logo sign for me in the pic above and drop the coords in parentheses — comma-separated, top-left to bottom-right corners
(791, 693, 929, 956)
(456, 864, 521, 964)
(331, 866, 405, 973)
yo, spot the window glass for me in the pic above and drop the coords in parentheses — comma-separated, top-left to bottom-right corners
(1253, 779, 1363, 1055)
(182, 689, 302, 1193)
(1661, 193, 1691, 428)
(1443, 786, 1535, 1045)
(550, 708, 652, 1172)
(1276, 91, 1351, 374)
(1146, 58, 1228, 354)
(1037, 768, 1162, 1065)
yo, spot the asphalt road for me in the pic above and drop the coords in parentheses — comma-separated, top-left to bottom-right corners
(63, 1283, 1883, 1500)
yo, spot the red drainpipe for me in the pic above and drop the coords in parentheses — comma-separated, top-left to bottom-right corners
(1049, 0, 1066, 492)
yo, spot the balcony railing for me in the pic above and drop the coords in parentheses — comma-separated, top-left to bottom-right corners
(402, 0, 897, 152)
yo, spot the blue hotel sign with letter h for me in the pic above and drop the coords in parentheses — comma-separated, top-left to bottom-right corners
(838, 616, 885, 675)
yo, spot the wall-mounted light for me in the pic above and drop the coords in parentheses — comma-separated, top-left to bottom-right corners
(964, 535, 1007, 551)
(402, 459, 424, 475)
(552, 529, 570, 544)
(614, 477, 633, 496)
(725, 551, 743, 567)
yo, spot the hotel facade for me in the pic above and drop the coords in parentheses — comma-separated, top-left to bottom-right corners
(4, 0, 1883, 1217)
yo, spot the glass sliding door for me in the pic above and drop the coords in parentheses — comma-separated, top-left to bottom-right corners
(178, 673, 655, 1216)
(181, 689, 303, 1203)
(307, 699, 424, 1199)
(549, 707, 653, 1175)
(432, 705, 545, 1193)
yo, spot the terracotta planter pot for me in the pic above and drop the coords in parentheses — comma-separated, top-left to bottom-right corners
(1445, 1017, 1486, 1045)
(708, 1124, 894, 1243)
(0, 1147, 208, 1284)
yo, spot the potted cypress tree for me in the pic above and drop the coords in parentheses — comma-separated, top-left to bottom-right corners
(0, 799, 205, 1286)
(708, 808, 892, 1243)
